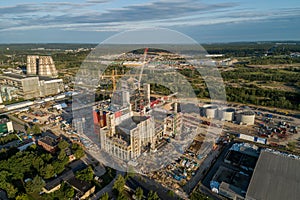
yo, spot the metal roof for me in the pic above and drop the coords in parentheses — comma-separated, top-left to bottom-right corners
(246, 150, 300, 200)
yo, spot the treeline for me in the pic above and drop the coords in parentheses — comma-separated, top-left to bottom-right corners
(203, 42, 300, 57)
(222, 68, 300, 83)
(225, 86, 300, 110)
(52, 51, 91, 69)
(249, 56, 300, 65)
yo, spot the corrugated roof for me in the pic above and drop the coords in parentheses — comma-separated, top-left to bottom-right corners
(246, 150, 300, 200)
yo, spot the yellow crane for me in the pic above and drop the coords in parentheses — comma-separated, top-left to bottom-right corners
(100, 69, 146, 92)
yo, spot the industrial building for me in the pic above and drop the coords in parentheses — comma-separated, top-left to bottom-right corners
(96, 85, 182, 161)
(211, 166, 250, 199)
(0, 72, 64, 100)
(219, 108, 235, 121)
(100, 113, 155, 160)
(0, 116, 14, 136)
(246, 149, 300, 200)
(236, 111, 255, 125)
(203, 104, 218, 119)
(27, 55, 58, 77)
(210, 143, 260, 200)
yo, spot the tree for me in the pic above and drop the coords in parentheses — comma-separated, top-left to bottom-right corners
(75, 166, 94, 182)
(25, 176, 45, 194)
(190, 190, 212, 200)
(41, 164, 55, 179)
(167, 190, 174, 197)
(41, 153, 52, 162)
(0, 182, 17, 198)
(58, 150, 66, 161)
(26, 127, 32, 135)
(116, 192, 127, 200)
(16, 194, 30, 200)
(125, 166, 136, 180)
(64, 185, 75, 198)
(99, 192, 110, 200)
(74, 148, 85, 159)
(113, 175, 125, 194)
(53, 160, 66, 175)
(147, 191, 160, 200)
(135, 187, 143, 200)
(58, 140, 69, 150)
(31, 125, 41, 135)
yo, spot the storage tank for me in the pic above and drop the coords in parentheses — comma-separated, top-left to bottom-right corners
(237, 110, 255, 125)
(220, 108, 235, 121)
(203, 104, 218, 119)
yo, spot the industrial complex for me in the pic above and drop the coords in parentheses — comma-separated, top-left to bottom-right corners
(0, 55, 63, 101)
(0, 46, 299, 200)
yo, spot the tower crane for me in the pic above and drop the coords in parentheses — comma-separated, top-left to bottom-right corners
(138, 48, 149, 90)
(100, 69, 146, 92)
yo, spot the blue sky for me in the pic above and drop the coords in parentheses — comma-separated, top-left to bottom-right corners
(0, 0, 299, 43)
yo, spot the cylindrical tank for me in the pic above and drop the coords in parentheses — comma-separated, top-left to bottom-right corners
(220, 108, 235, 121)
(203, 104, 218, 119)
(237, 111, 255, 125)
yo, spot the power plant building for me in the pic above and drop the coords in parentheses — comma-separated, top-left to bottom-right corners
(27, 55, 58, 77)
(98, 87, 182, 161)
(0, 72, 64, 100)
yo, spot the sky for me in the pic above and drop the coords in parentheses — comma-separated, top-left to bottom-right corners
(0, 0, 299, 43)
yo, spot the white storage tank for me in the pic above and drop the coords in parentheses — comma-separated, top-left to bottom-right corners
(237, 110, 255, 125)
(203, 104, 218, 119)
(220, 108, 235, 121)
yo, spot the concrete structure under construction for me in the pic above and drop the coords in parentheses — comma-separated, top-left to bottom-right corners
(97, 87, 182, 161)
(237, 111, 255, 125)
(27, 55, 58, 77)
(99, 106, 156, 160)
(0, 72, 64, 100)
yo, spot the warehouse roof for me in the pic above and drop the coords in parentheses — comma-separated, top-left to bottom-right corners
(246, 150, 300, 200)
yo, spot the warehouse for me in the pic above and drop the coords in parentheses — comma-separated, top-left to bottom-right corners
(246, 150, 300, 200)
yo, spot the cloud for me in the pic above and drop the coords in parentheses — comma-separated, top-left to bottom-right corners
(0, 0, 299, 34)
(0, 4, 39, 15)
(86, 0, 111, 3)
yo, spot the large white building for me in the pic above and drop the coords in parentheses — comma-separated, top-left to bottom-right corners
(0, 72, 64, 100)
